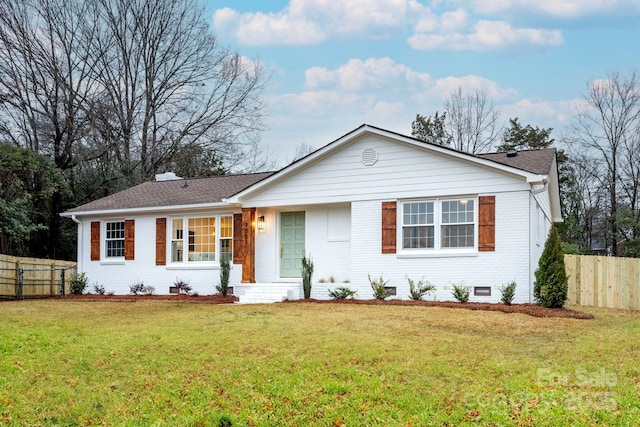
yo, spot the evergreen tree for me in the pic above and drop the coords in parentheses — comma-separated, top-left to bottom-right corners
(534, 224, 569, 308)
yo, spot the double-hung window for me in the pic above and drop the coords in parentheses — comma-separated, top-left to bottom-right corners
(401, 198, 476, 251)
(441, 200, 475, 248)
(402, 202, 434, 249)
(170, 215, 233, 264)
(105, 221, 125, 258)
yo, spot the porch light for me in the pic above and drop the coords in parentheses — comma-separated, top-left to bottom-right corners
(257, 215, 266, 231)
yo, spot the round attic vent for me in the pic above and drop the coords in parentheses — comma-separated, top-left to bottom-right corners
(361, 147, 378, 166)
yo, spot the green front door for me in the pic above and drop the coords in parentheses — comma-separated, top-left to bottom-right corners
(280, 211, 305, 278)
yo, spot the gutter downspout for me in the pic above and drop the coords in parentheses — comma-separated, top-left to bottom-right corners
(71, 215, 83, 275)
(528, 179, 548, 303)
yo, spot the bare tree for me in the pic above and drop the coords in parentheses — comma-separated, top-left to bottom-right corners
(0, 0, 98, 168)
(90, 0, 267, 179)
(0, 0, 268, 258)
(568, 71, 640, 255)
(443, 87, 500, 153)
(0, 0, 267, 178)
(289, 143, 316, 163)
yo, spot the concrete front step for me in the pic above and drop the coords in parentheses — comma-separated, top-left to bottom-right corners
(235, 283, 302, 304)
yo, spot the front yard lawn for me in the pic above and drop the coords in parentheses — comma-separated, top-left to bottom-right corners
(1, 300, 638, 426)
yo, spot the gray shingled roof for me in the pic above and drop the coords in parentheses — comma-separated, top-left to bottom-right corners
(476, 148, 556, 175)
(65, 172, 273, 213)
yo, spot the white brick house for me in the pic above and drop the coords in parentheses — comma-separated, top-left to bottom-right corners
(62, 125, 561, 303)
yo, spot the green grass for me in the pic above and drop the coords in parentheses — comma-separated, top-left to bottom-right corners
(1, 301, 639, 426)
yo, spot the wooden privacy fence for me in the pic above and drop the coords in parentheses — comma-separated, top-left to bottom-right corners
(0, 254, 76, 299)
(565, 254, 640, 310)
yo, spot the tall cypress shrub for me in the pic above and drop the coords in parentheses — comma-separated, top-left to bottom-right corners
(534, 224, 569, 308)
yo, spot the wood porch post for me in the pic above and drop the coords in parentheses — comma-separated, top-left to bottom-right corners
(241, 207, 256, 283)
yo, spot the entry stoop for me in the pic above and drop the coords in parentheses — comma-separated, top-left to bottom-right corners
(235, 283, 302, 304)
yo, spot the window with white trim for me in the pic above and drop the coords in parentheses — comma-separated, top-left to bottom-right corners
(170, 215, 233, 263)
(402, 202, 434, 249)
(401, 198, 476, 251)
(441, 200, 475, 248)
(105, 221, 125, 257)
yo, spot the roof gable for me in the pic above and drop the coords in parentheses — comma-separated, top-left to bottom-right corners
(229, 124, 552, 203)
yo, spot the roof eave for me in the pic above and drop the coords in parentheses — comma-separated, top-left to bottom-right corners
(60, 201, 234, 218)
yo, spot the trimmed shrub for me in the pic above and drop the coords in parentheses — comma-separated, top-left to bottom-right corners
(498, 281, 517, 305)
(217, 259, 231, 296)
(407, 277, 436, 301)
(301, 255, 314, 299)
(129, 281, 145, 295)
(173, 278, 192, 295)
(534, 224, 569, 308)
(369, 274, 391, 300)
(69, 273, 88, 295)
(451, 283, 471, 303)
(328, 286, 357, 300)
(93, 283, 106, 295)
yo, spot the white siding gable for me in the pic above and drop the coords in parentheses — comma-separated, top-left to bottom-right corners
(241, 134, 531, 207)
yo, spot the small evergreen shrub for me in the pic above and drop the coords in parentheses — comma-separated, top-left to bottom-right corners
(129, 281, 145, 295)
(69, 273, 88, 295)
(301, 255, 314, 299)
(93, 284, 106, 295)
(328, 276, 335, 283)
(328, 286, 357, 300)
(407, 277, 436, 301)
(173, 278, 192, 295)
(369, 274, 391, 300)
(451, 283, 471, 303)
(216, 259, 231, 296)
(498, 281, 517, 305)
(534, 224, 569, 308)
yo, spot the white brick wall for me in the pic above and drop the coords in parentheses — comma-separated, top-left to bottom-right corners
(79, 214, 242, 295)
(347, 191, 532, 303)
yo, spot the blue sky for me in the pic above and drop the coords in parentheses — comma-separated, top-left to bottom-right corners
(205, 0, 639, 165)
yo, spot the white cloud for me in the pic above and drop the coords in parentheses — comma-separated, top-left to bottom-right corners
(408, 20, 562, 51)
(464, 0, 640, 19)
(213, 7, 325, 45)
(305, 57, 431, 91)
(213, 0, 427, 46)
(213, 1, 574, 52)
(412, 75, 520, 107)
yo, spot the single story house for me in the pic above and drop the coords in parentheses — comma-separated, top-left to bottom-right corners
(61, 124, 561, 303)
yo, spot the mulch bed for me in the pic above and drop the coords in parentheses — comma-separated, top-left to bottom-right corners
(285, 298, 595, 319)
(52, 294, 594, 319)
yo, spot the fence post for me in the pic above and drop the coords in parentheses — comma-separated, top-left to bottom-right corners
(60, 268, 66, 296)
(16, 261, 23, 300)
(51, 263, 55, 296)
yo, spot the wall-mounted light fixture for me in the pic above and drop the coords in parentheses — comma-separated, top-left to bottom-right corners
(257, 215, 266, 231)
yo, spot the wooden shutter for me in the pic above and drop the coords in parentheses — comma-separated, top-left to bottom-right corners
(232, 213, 243, 264)
(90, 221, 100, 261)
(241, 208, 256, 283)
(478, 196, 496, 252)
(124, 219, 135, 260)
(155, 218, 166, 266)
(381, 201, 397, 254)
